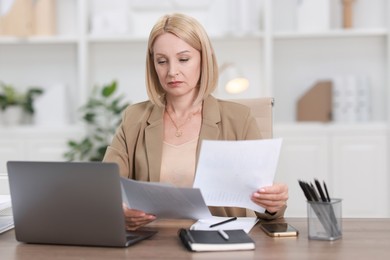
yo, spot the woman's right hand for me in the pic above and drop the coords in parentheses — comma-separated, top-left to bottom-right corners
(123, 204, 156, 230)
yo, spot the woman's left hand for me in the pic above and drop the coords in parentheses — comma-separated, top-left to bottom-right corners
(251, 183, 289, 214)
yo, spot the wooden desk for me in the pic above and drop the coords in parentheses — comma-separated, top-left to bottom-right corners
(0, 218, 389, 259)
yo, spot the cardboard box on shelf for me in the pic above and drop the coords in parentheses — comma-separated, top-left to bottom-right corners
(0, 0, 55, 36)
(296, 80, 333, 122)
(0, 0, 33, 36)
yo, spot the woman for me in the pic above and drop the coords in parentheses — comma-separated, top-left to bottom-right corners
(103, 13, 288, 230)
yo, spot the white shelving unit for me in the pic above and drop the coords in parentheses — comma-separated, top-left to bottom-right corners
(268, 0, 389, 218)
(0, 0, 389, 217)
(1, 0, 389, 122)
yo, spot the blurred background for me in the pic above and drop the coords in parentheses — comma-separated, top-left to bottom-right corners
(0, 0, 389, 218)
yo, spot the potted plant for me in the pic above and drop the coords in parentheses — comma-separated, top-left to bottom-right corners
(0, 82, 43, 125)
(64, 80, 130, 161)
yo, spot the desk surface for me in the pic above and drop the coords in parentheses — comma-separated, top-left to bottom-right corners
(0, 218, 389, 259)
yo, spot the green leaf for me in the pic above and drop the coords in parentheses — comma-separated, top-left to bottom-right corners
(83, 113, 96, 123)
(67, 140, 79, 147)
(64, 79, 130, 162)
(102, 80, 117, 97)
(0, 82, 43, 114)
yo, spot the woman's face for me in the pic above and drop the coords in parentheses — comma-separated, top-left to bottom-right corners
(152, 33, 201, 99)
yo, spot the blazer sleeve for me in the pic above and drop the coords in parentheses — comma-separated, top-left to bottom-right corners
(103, 109, 132, 178)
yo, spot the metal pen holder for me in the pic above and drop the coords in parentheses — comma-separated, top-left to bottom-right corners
(307, 199, 342, 241)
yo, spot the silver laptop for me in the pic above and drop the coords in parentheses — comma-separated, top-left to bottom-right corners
(7, 161, 157, 247)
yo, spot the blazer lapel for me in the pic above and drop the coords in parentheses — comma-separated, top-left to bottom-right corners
(145, 105, 164, 182)
(197, 96, 221, 162)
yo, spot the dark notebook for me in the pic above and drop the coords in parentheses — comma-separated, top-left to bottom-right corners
(178, 229, 255, 252)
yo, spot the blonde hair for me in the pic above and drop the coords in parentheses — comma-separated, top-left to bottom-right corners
(146, 13, 219, 107)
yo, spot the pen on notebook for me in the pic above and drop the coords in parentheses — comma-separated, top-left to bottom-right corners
(209, 217, 237, 228)
(218, 230, 229, 240)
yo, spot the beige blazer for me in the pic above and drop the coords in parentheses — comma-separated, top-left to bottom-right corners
(103, 95, 285, 219)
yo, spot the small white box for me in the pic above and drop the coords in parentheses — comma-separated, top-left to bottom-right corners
(90, 10, 129, 35)
(296, 0, 330, 32)
(34, 84, 70, 126)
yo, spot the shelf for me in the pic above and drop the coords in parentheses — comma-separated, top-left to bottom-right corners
(273, 28, 388, 40)
(0, 125, 84, 135)
(87, 32, 264, 44)
(2, 29, 384, 44)
(88, 35, 148, 43)
(0, 35, 78, 44)
(210, 32, 264, 41)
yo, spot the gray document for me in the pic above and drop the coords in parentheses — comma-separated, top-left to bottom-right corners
(120, 178, 212, 219)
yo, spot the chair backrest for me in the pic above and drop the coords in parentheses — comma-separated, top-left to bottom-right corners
(232, 97, 274, 139)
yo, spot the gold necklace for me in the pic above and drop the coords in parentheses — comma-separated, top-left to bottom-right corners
(165, 107, 200, 137)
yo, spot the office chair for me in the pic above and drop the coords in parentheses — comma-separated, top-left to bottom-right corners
(232, 97, 274, 139)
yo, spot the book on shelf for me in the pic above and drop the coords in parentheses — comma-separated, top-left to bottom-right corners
(178, 229, 255, 252)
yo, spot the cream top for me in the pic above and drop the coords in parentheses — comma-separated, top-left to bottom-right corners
(160, 138, 198, 188)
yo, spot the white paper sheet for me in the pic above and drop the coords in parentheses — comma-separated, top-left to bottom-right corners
(191, 217, 259, 233)
(0, 195, 11, 211)
(120, 178, 212, 219)
(0, 195, 13, 234)
(193, 139, 282, 213)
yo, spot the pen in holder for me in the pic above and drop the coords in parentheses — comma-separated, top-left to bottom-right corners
(298, 179, 342, 241)
(307, 199, 342, 241)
